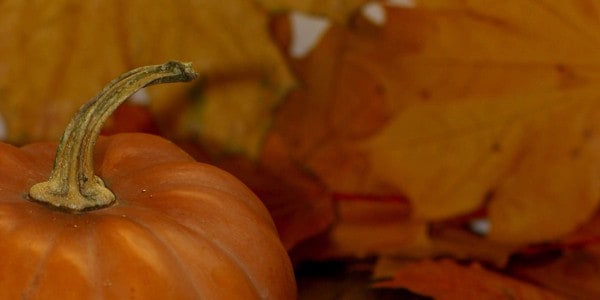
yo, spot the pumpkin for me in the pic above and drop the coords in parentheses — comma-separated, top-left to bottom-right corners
(0, 61, 297, 299)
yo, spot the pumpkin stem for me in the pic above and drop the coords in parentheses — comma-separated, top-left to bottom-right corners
(29, 61, 198, 212)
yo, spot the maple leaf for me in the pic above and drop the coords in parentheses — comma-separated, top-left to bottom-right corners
(0, 0, 293, 158)
(271, 3, 600, 245)
(373, 259, 566, 299)
(509, 246, 600, 299)
(255, 0, 372, 22)
(290, 198, 429, 261)
(507, 209, 600, 298)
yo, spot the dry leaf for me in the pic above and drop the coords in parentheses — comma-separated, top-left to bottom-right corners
(0, 0, 293, 158)
(363, 87, 600, 243)
(275, 2, 600, 297)
(218, 133, 336, 250)
(271, 4, 600, 245)
(256, 0, 372, 22)
(427, 225, 518, 267)
(507, 209, 600, 298)
(374, 259, 565, 299)
(509, 246, 600, 299)
(290, 199, 430, 261)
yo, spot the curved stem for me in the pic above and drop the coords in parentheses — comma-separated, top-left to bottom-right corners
(29, 61, 197, 212)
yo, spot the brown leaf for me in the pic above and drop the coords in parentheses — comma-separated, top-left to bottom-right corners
(509, 246, 600, 299)
(427, 225, 518, 267)
(374, 259, 566, 299)
(507, 209, 600, 298)
(291, 199, 429, 261)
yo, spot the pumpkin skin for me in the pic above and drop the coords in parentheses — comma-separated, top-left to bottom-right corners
(0, 133, 297, 299)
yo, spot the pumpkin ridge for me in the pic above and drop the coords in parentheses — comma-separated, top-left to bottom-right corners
(0, 203, 59, 299)
(141, 202, 265, 297)
(20, 222, 65, 299)
(81, 223, 103, 300)
(87, 213, 200, 299)
(127, 204, 260, 295)
(114, 207, 260, 299)
(102, 214, 206, 299)
(134, 189, 285, 298)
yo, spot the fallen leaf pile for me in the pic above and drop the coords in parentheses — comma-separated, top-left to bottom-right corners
(267, 0, 600, 298)
(374, 259, 565, 299)
(273, 0, 600, 243)
(2, 0, 600, 298)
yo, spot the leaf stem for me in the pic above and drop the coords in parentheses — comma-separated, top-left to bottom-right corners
(29, 61, 197, 212)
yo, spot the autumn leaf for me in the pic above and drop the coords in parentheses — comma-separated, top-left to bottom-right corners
(507, 209, 600, 298)
(0, 0, 293, 158)
(363, 87, 600, 243)
(291, 196, 520, 267)
(271, 3, 600, 246)
(277, 2, 600, 297)
(256, 0, 372, 22)
(509, 246, 600, 299)
(373, 259, 566, 299)
(290, 198, 429, 261)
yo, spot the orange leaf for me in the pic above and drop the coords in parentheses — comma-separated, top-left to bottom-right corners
(374, 259, 565, 299)
(507, 210, 600, 298)
(509, 246, 600, 299)
(272, 3, 600, 245)
(257, 0, 372, 22)
(291, 199, 428, 260)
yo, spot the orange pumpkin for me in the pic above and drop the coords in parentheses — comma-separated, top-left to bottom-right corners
(0, 62, 296, 299)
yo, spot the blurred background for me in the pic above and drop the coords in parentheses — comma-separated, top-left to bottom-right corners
(2, 0, 600, 298)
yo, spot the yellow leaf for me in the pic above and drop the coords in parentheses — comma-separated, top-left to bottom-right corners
(410, 1, 600, 64)
(0, 0, 293, 157)
(256, 0, 372, 22)
(363, 88, 600, 244)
